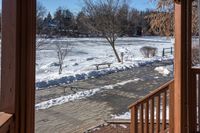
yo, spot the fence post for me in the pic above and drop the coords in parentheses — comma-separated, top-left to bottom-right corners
(171, 47, 173, 55)
(162, 48, 165, 57)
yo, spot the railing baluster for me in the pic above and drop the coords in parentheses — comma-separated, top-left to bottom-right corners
(150, 99, 154, 133)
(131, 106, 138, 133)
(145, 102, 149, 133)
(140, 104, 144, 133)
(129, 80, 174, 133)
(156, 95, 160, 133)
(169, 82, 174, 133)
(162, 91, 167, 131)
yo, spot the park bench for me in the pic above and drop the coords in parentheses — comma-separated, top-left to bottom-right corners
(94, 62, 112, 70)
(162, 47, 174, 57)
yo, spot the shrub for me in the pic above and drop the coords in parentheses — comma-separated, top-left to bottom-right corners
(140, 46, 157, 58)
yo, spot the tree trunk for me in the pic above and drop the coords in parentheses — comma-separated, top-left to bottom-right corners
(59, 63, 63, 74)
(111, 44, 121, 62)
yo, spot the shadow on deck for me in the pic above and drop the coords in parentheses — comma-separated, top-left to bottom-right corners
(86, 119, 130, 133)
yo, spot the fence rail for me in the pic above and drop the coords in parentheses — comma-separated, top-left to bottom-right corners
(129, 80, 174, 133)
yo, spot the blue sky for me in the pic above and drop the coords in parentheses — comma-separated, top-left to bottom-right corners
(0, 0, 156, 14)
(38, 0, 156, 15)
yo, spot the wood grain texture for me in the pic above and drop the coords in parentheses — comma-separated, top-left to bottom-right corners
(0, 112, 13, 133)
(169, 81, 174, 133)
(1, 0, 36, 132)
(162, 92, 167, 131)
(140, 104, 144, 133)
(156, 96, 160, 133)
(150, 99, 154, 133)
(145, 102, 149, 133)
(174, 1, 189, 133)
(1, 0, 17, 114)
(131, 106, 138, 133)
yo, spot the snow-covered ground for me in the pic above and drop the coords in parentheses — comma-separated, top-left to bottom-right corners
(36, 36, 174, 89)
(36, 64, 173, 110)
(111, 112, 131, 119)
(154, 65, 173, 76)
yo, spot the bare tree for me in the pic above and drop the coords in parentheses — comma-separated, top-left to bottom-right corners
(146, 0, 174, 37)
(54, 40, 71, 74)
(36, 38, 45, 50)
(36, 2, 47, 35)
(147, 0, 198, 37)
(82, 0, 129, 62)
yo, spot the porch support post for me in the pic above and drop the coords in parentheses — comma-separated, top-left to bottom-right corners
(1, 0, 36, 133)
(174, 0, 191, 132)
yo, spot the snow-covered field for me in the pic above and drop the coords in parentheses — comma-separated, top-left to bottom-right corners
(36, 36, 174, 89)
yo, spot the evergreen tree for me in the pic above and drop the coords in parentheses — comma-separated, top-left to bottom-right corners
(117, 3, 129, 36)
(36, 2, 47, 35)
(42, 12, 54, 36)
(53, 7, 75, 36)
(76, 11, 89, 35)
(53, 7, 63, 35)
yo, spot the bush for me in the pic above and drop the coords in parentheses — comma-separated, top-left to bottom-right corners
(192, 46, 200, 66)
(140, 46, 157, 58)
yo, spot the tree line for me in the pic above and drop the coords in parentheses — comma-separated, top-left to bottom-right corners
(0, 0, 198, 37)
(36, 1, 163, 38)
(35, 0, 199, 68)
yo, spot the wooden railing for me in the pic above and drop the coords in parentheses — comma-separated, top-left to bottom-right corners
(0, 112, 13, 133)
(129, 80, 174, 133)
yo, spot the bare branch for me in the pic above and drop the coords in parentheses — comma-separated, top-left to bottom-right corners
(36, 38, 45, 50)
(81, 0, 128, 62)
(54, 39, 72, 74)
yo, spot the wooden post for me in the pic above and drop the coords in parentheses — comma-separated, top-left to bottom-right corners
(0, 0, 17, 114)
(131, 106, 138, 133)
(162, 48, 165, 57)
(0, 0, 36, 133)
(169, 81, 174, 133)
(174, 0, 191, 132)
(150, 99, 154, 133)
(171, 47, 173, 55)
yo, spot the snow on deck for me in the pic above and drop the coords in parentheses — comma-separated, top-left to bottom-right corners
(111, 107, 170, 120)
